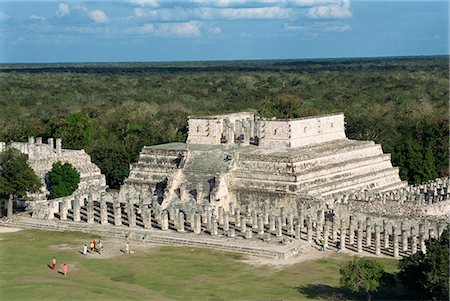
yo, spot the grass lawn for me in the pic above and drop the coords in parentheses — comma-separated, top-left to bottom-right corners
(0, 229, 415, 301)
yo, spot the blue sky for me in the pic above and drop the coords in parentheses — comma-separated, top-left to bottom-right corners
(0, 0, 448, 63)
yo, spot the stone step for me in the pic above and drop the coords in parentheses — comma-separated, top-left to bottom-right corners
(373, 181, 409, 193)
(7, 217, 303, 259)
(313, 168, 402, 196)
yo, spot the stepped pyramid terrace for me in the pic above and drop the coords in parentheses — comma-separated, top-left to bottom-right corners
(121, 112, 407, 214)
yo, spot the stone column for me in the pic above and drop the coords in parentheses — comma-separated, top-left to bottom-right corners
(280, 207, 286, 226)
(374, 224, 381, 255)
(383, 221, 389, 249)
(114, 200, 122, 226)
(366, 218, 372, 247)
(55, 138, 62, 155)
(245, 229, 253, 239)
(348, 216, 355, 245)
(307, 217, 313, 244)
(331, 219, 338, 243)
(229, 228, 236, 238)
(276, 216, 283, 237)
(177, 212, 185, 232)
(287, 214, 294, 235)
(258, 215, 264, 235)
(393, 225, 399, 258)
(263, 204, 269, 225)
(419, 231, 426, 254)
(401, 228, 408, 252)
(73, 199, 81, 222)
(298, 207, 304, 230)
(211, 216, 218, 236)
(251, 212, 258, 229)
(340, 219, 346, 251)
(411, 227, 418, 254)
(240, 216, 247, 234)
(357, 221, 363, 253)
(59, 201, 68, 221)
(100, 199, 108, 225)
(86, 196, 94, 224)
(269, 215, 276, 232)
(143, 207, 152, 229)
(220, 212, 228, 231)
(234, 208, 240, 223)
(127, 202, 136, 228)
(218, 207, 224, 225)
(295, 223, 301, 239)
(161, 210, 169, 231)
(323, 222, 330, 249)
(193, 213, 201, 234)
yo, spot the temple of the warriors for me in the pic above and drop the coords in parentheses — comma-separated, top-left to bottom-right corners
(121, 112, 407, 214)
(1, 112, 448, 259)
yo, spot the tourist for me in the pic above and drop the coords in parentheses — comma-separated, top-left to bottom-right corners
(125, 242, 130, 254)
(62, 263, 68, 276)
(319, 240, 325, 251)
(97, 240, 103, 254)
(83, 243, 88, 255)
(93, 240, 97, 252)
(89, 241, 94, 252)
(51, 257, 56, 270)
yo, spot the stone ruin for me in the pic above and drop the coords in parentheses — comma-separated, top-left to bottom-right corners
(2, 112, 448, 259)
(0, 137, 106, 213)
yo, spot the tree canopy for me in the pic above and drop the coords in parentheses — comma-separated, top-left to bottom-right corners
(0, 148, 42, 217)
(398, 227, 449, 300)
(340, 257, 385, 301)
(46, 161, 80, 199)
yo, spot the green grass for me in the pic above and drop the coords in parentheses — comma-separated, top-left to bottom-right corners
(0, 229, 415, 301)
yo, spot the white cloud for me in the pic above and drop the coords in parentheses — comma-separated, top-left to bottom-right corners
(307, 0, 352, 19)
(285, 22, 351, 32)
(88, 9, 108, 23)
(0, 11, 9, 21)
(220, 7, 293, 19)
(129, 0, 158, 7)
(139, 21, 201, 37)
(29, 15, 46, 21)
(209, 26, 222, 34)
(56, 3, 70, 16)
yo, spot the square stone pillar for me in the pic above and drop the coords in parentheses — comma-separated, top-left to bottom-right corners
(161, 210, 169, 231)
(331, 219, 338, 243)
(357, 221, 363, 253)
(240, 216, 247, 234)
(392, 225, 399, 258)
(269, 215, 275, 232)
(306, 217, 313, 244)
(218, 207, 224, 225)
(383, 221, 389, 249)
(234, 209, 241, 226)
(340, 219, 346, 251)
(193, 213, 201, 234)
(143, 207, 152, 229)
(86, 196, 94, 224)
(127, 202, 136, 228)
(257, 215, 264, 235)
(348, 216, 355, 245)
(59, 201, 68, 221)
(366, 218, 372, 247)
(374, 224, 381, 255)
(177, 212, 185, 232)
(211, 216, 218, 236)
(287, 213, 294, 235)
(401, 228, 408, 252)
(73, 199, 81, 222)
(223, 212, 230, 231)
(114, 200, 122, 226)
(100, 199, 108, 225)
(245, 229, 252, 239)
(323, 222, 330, 248)
(276, 216, 283, 237)
(295, 223, 301, 239)
(251, 212, 258, 229)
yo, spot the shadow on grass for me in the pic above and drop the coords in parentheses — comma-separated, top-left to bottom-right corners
(296, 284, 361, 301)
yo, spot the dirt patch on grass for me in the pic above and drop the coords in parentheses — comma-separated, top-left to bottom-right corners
(0, 226, 23, 233)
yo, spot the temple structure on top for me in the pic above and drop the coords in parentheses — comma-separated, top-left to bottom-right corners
(121, 112, 407, 215)
(186, 112, 346, 148)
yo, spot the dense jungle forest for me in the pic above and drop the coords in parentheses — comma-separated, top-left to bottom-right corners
(0, 56, 448, 189)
